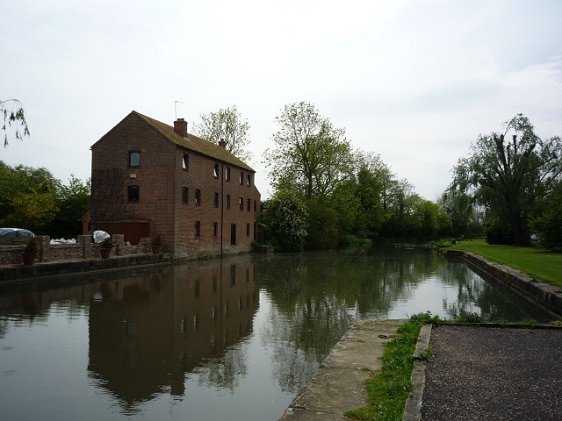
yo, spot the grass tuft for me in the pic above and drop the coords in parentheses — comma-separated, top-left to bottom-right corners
(345, 312, 439, 421)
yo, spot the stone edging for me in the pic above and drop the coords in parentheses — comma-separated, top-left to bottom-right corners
(403, 324, 432, 421)
(446, 250, 562, 319)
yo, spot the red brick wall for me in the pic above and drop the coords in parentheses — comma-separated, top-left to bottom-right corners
(91, 112, 260, 257)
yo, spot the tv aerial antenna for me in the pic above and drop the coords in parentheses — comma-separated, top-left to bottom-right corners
(174, 101, 184, 119)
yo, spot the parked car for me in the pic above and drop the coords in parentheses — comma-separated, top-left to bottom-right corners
(0, 228, 35, 245)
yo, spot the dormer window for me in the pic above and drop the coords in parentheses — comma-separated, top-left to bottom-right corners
(129, 151, 140, 167)
(182, 153, 189, 171)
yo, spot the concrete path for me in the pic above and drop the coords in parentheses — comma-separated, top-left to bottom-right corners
(279, 319, 404, 421)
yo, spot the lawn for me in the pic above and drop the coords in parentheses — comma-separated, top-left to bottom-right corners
(441, 239, 562, 288)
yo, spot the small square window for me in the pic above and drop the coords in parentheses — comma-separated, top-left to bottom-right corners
(129, 151, 140, 167)
(226, 194, 231, 209)
(213, 192, 219, 208)
(182, 187, 189, 204)
(195, 221, 201, 237)
(213, 163, 219, 178)
(127, 185, 139, 202)
(195, 189, 201, 206)
(182, 153, 189, 171)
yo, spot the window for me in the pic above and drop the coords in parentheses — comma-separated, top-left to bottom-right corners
(182, 187, 189, 204)
(247, 198, 251, 212)
(182, 153, 189, 171)
(127, 185, 139, 202)
(239, 197, 243, 211)
(213, 222, 218, 237)
(240, 171, 244, 185)
(226, 194, 231, 209)
(225, 166, 231, 181)
(129, 151, 140, 167)
(247, 173, 251, 186)
(195, 221, 201, 237)
(213, 163, 219, 178)
(213, 192, 219, 208)
(246, 223, 250, 236)
(195, 189, 201, 206)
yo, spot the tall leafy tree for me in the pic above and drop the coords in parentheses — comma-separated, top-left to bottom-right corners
(258, 191, 308, 252)
(195, 106, 251, 161)
(50, 176, 91, 238)
(451, 114, 562, 245)
(1, 99, 30, 147)
(265, 102, 354, 199)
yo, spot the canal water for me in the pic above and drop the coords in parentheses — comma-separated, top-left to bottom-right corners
(0, 249, 551, 420)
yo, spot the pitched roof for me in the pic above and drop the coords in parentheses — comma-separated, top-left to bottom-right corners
(134, 111, 254, 172)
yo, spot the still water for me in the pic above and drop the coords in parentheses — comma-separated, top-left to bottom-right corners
(0, 249, 551, 420)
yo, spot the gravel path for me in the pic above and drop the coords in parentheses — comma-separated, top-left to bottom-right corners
(421, 325, 562, 421)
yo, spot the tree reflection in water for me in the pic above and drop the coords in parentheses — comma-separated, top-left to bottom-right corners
(0, 249, 553, 420)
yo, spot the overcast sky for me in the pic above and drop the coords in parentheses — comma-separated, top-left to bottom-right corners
(2, 0, 561, 200)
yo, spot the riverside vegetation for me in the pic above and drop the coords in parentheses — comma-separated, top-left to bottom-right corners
(345, 313, 439, 421)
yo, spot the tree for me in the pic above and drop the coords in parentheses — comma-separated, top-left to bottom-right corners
(439, 184, 481, 238)
(0, 161, 57, 225)
(451, 114, 562, 245)
(49, 176, 91, 238)
(1, 99, 30, 147)
(5, 182, 58, 233)
(258, 191, 308, 252)
(531, 180, 562, 250)
(265, 102, 354, 200)
(195, 106, 251, 161)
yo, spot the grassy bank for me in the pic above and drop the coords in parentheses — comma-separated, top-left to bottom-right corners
(439, 239, 562, 287)
(345, 313, 438, 421)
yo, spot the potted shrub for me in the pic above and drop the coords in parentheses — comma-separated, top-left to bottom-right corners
(22, 237, 38, 265)
(100, 237, 113, 259)
(151, 235, 162, 255)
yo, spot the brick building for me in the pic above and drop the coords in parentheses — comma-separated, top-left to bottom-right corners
(90, 111, 260, 258)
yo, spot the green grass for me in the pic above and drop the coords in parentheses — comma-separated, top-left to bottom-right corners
(439, 238, 562, 287)
(345, 313, 438, 421)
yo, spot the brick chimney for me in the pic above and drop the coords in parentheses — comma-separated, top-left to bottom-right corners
(174, 118, 188, 138)
(218, 138, 227, 149)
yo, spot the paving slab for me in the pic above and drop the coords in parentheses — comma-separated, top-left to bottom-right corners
(279, 319, 404, 421)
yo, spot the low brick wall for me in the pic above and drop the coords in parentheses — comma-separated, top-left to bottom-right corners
(0, 234, 153, 266)
(447, 250, 562, 318)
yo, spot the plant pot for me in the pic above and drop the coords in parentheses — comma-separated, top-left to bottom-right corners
(151, 245, 162, 255)
(22, 252, 37, 266)
(100, 247, 112, 259)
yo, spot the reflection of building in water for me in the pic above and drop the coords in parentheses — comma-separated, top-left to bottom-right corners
(87, 257, 258, 410)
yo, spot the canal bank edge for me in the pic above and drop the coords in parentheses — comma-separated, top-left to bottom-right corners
(446, 250, 562, 319)
(279, 319, 405, 421)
